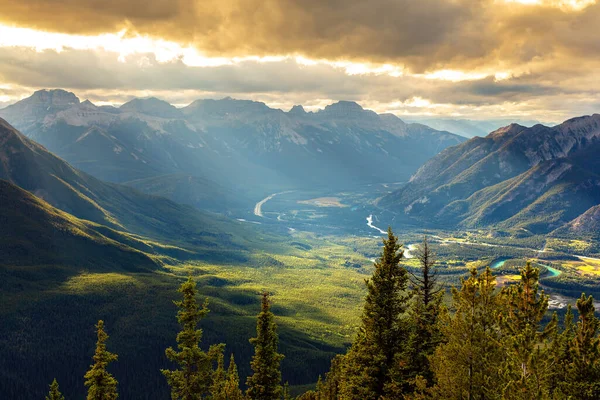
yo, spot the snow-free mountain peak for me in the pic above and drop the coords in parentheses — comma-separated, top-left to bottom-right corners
(120, 97, 182, 119)
(288, 105, 307, 116)
(319, 100, 378, 119)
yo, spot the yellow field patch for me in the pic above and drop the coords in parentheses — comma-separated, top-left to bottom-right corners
(576, 264, 600, 276)
(297, 197, 348, 208)
(496, 274, 521, 286)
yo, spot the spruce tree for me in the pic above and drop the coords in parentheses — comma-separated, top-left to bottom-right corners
(246, 292, 284, 400)
(209, 352, 227, 400)
(339, 228, 411, 400)
(224, 354, 244, 400)
(429, 268, 504, 400)
(317, 354, 344, 400)
(296, 392, 319, 400)
(45, 378, 65, 400)
(563, 294, 600, 399)
(84, 320, 118, 400)
(499, 262, 556, 399)
(406, 237, 443, 387)
(162, 276, 224, 400)
(548, 305, 574, 398)
(283, 382, 291, 400)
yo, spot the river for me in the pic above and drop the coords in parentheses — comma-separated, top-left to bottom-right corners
(366, 214, 387, 234)
(253, 191, 294, 218)
(490, 258, 561, 277)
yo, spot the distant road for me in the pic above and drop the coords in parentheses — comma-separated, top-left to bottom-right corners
(254, 191, 294, 218)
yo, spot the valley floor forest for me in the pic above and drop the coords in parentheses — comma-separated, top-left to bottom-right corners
(37, 230, 600, 400)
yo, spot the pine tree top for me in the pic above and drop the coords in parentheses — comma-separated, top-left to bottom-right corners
(45, 378, 65, 400)
(84, 320, 118, 400)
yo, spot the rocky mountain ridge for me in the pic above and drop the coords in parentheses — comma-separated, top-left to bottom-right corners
(0, 90, 465, 211)
(380, 114, 600, 237)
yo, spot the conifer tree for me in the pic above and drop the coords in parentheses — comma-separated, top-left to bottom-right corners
(45, 378, 65, 400)
(563, 294, 600, 399)
(296, 391, 319, 400)
(210, 352, 227, 400)
(224, 354, 244, 400)
(406, 237, 443, 387)
(548, 305, 574, 398)
(162, 276, 224, 400)
(499, 262, 556, 399)
(246, 292, 284, 400)
(84, 320, 118, 400)
(283, 382, 292, 400)
(339, 228, 411, 400)
(429, 268, 504, 400)
(317, 355, 343, 400)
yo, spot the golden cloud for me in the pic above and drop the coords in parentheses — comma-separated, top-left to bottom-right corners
(0, 0, 596, 72)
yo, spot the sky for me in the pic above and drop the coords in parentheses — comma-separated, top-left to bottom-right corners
(0, 0, 599, 121)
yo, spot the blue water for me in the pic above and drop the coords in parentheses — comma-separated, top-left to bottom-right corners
(490, 259, 561, 277)
(538, 264, 561, 277)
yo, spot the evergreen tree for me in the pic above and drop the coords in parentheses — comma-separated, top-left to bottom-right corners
(45, 378, 65, 400)
(283, 382, 291, 400)
(210, 352, 227, 400)
(84, 320, 118, 400)
(429, 268, 504, 400)
(162, 276, 224, 400)
(499, 262, 556, 399)
(339, 228, 411, 400)
(224, 354, 244, 400)
(246, 292, 284, 400)
(406, 237, 443, 387)
(296, 392, 318, 400)
(316, 355, 344, 400)
(548, 305, 574, 398)
(562, 294, 600, 399)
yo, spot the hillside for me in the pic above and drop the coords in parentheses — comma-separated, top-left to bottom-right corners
(0, 90, 465, 210)
(0, 179, 158, 271)
(0, 117, 254, 259)
(380, 115, 600, 235)
(555, 205, 600, 239)
(125, 173, 246, 213)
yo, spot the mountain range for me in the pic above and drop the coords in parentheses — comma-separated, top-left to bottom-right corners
(0, 90, 465, 211)
(380, 116, 600, 238)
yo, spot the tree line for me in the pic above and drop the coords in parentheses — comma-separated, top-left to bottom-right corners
(45, 229, 600, 399)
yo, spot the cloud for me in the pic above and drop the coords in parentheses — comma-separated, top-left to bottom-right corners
(0, 0, 599, 120)
(0, 45, 598, 121)
(0, 0, 597, 72)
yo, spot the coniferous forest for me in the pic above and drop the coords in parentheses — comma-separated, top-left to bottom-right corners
(41, 229, 600, 400)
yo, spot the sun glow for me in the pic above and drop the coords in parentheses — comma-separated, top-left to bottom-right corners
(0, 23, 506, 83)
(501, 0, 597, 10)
